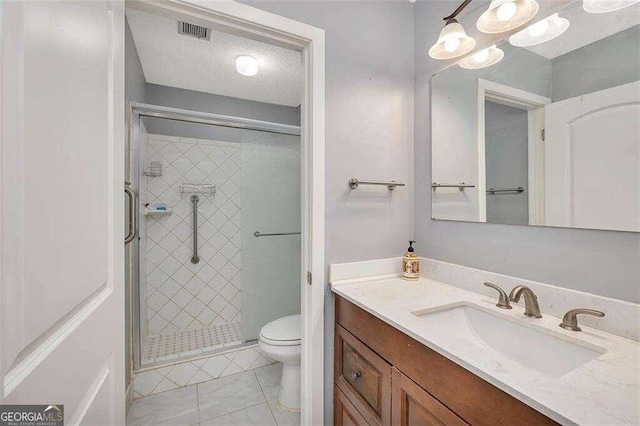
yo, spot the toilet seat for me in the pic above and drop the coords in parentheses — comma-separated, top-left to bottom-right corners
(259, 314, 301, 347)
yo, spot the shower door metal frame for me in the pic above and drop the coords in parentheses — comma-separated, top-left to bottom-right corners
(129, 102, 302, 371)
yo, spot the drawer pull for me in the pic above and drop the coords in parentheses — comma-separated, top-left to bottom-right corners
(353, 371, 362, 380)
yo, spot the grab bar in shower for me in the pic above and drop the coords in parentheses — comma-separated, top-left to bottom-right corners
(254, 231, 301, 238)
(190, 195, 200, 264)
(125, 182, 137, 244)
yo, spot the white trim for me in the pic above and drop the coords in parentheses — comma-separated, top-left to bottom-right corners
(477, 79, 550, 224)
(125, 1, 325, 424)
(527, 108, 546, 225)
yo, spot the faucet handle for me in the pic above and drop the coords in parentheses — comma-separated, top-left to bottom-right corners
(484, 282, 512, 309)
(559, 309, 605, 332)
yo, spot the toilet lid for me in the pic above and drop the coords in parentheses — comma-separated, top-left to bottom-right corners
(260, 314, 301, 344)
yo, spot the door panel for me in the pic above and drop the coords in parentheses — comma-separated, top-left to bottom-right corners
(391, 368, 467, 426)
(1, 1, 125, 424)
(335, 387, 369, 426)
(545, 81, 640, 231)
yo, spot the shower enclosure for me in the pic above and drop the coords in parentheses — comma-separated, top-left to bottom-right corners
(126, 103, 301, 368)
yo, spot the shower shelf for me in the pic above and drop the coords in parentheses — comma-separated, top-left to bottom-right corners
(144, 207, 173, 217)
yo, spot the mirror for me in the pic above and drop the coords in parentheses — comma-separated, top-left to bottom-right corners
(431, 1, 639, 232)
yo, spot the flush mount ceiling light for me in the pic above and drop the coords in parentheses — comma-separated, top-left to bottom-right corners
(458, 45, 505, 69)
(429, 19, 477, 59)
(476, 0, 540, 34)
(235, 55, 259, 76)
(509, 13, 570, 47)
(583, 0, 640, 13)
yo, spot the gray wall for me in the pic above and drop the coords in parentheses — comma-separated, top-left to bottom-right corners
(140, 116, 244, 142)
(240, 1, 415, 421)
(552, 24, 640, 102)
(143, 83, 300, 140)
(485, 102, 529, 225)
(415, 0, 639, 308)
(125, 17, 146, 106)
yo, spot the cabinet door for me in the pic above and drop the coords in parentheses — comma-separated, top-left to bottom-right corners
(391, 368, 467, 426)
(335, 325, 392, 425)
(336, 387, 370, 426)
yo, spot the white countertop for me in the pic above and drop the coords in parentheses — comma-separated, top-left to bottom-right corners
(331, 275, 640, 425)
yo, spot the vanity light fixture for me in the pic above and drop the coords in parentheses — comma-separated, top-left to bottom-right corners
(476, 0, 540, 34)
(458, 45, 504, 69)
(235, 55, 259, 76)
(583, 0, 639, 13)
(429, 0, 477, 60)
(429, 19, 477, 59)
(509, 13, 570, 47)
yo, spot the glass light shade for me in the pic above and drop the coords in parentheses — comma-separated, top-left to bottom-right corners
(429, 21, 476, 60)
(458, 45, 505, 69)
(477, 0, 540, 34)
(583, 0, 639, 13)
(235, 55, 259, 76)
(509, 13, 570, 47)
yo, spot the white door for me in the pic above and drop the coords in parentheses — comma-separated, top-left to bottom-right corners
(544, 81, 640, 232)
(1, 1, 125, 425)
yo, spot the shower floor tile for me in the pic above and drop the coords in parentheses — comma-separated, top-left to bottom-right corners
(143, 322, 241, 364)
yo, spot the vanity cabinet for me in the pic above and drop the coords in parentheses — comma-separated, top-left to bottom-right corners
(334, 296, 557, 426)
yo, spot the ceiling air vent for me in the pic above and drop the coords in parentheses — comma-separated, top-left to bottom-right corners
(177, 21, 211, 41)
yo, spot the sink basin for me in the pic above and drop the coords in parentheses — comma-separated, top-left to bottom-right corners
(412, 303, 606, 377)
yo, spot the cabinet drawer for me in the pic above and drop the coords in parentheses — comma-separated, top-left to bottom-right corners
(335, 324, 392, 425)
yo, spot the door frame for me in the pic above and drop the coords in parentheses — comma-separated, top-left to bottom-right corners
(126, 1, 326, 424)
(477, 79, 550, 224)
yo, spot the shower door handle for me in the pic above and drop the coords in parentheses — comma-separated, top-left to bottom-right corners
(190, 195, 200, 264)
(125, 183, 137, 244)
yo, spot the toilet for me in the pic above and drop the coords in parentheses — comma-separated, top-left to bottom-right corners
(258, 314, 301, 412)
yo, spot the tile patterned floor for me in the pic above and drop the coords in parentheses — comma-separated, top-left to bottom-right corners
(143, 322, 241, 364)
(127, 364, 300, 426)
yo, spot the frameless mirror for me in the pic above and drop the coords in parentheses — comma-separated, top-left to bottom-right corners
(431, 1, 640, 232)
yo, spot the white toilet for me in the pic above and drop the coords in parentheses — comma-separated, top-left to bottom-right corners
(258, 314, 301, 412)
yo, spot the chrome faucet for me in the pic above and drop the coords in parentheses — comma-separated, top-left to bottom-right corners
(509, 286, 542, 318)
(559, 309, 605, 331)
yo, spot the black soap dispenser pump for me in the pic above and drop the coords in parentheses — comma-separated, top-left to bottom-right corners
(402, 241, 419, 281)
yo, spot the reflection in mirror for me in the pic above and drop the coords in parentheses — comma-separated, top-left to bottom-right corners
(431, 1, 640, 232)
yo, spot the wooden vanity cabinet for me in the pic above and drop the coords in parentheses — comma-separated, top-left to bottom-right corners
(335, 296, 558, 426)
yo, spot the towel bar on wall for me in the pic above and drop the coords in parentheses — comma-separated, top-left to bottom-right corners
(431, 182, 475, 191)
(349, 178, 405, 191)
(254, 231, 301, 237)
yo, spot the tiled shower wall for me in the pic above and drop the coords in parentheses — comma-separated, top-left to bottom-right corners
(142, 133, 242, 336)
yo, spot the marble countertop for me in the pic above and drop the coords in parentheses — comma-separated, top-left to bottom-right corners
(331, 275, 640, 425)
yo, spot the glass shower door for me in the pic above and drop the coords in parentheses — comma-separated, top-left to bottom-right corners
(240, 129, 302, 342)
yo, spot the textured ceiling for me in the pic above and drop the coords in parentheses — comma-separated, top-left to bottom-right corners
(126, 8, 302, 107)
(523, 2, 640, 59)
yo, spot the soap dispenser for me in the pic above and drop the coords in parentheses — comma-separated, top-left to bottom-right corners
(402, 241, 419, 281)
